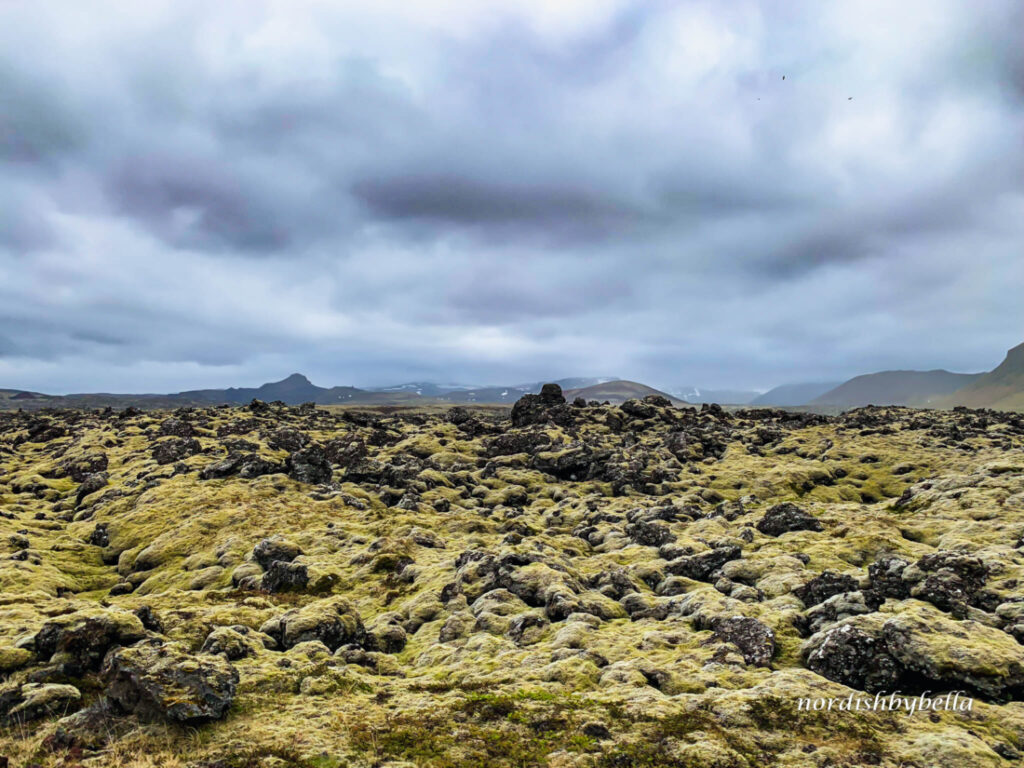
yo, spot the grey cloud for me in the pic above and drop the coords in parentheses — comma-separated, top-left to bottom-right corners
(0, 197, 55, 251)
(0, 65, 84, 166)
(0, 0, 1021, 394)
(104, 153, 294, 252)
(352, 175, 646, 239)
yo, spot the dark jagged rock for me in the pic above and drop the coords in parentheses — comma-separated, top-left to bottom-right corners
(804, 622, 901, 693)
(61, 452, 109, 483)
(711, 617, 776, 667)
(0, 682, 81, 724)
(260, 598, 366, 651)
(793, 571, 861, 608)
(267, 427, 309, 452)
(261, 560, 310, 592)
(532, 443, 601, 481)
(323, 436, 367, 468)
(200, 452, 282, 480)
(625, 519, 675, 547)
(756, 502, 823, 536)
(511, 384, 569, 427)
(286, 445, 332, 484)
(905, 551, 991, 613)
(665, 546, 742, 582)
(88, 522, 109, 547)
(867, 554, 911, 600)
(158, 417, 195, 437)
(102, 641, 238, 723)
(31, 611, 147, 675)
(152, 437, 201, 465)
(487, 429, 552, 457)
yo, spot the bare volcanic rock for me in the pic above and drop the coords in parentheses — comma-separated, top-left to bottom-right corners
(286, 444, 332, 484)
(102, 641, 238, 723)
(31, 610, 147, 675)
(803, 602, 1024, 700)
(711, 616, 776, 667)
(756, 502, 823, 536)
(511, 383, 569, 427)
(152, 436, 201, 465)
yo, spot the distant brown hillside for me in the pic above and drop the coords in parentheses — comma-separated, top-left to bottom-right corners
(938, 342, 1024, 411)
(811, 370, 982, 408)
(564, 380, 686, 405)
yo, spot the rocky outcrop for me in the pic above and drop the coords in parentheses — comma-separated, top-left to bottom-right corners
(510, 383, 570, 427)
(30, 610, 147, 675)
(756, 502, 823, 536)
(286, 444, 332, 484)
(804, 601, 1024, 700)
(102, 641, 239, 723)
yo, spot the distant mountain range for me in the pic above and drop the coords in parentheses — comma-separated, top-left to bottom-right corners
(0, 375, 623, 410)
(751, 382, 843, 406)
(810, 370, 984, 408)
(3, 341, 1023, 412)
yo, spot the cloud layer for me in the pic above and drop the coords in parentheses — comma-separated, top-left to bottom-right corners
(2, 0, 1022, 393)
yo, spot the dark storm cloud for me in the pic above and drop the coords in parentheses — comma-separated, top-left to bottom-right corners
(352, 175, 645, 236)
(0, 0, 1022, 394)
(104, 153, 294, 252)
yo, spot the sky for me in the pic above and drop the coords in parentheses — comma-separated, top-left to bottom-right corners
(1, 0, 1022, 395)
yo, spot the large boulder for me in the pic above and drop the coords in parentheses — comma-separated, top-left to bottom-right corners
(31, 610, 147, 675)
(286, 445, 332, 484)
(803, 614, 901, 693)
(511, 384, 569, 427)
(200, 452, 282, 480)
(102, 641, 238, 723)
(902, 551, 992, 613)
(665, 546, 742, 582)
(756, 503, 823, 536)
(152, 437, 201, 465)
(710, 617, 776, 667)
(882, 604, 1024, 699)
(261, 560, 310, 593)
(803, 601, 1024, 700)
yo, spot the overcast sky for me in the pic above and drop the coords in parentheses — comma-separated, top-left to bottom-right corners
(1, 0, 1022, 394)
